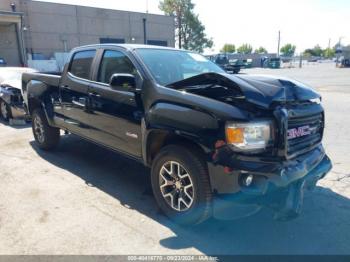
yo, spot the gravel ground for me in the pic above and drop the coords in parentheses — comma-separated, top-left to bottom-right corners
(0, 63, 349, 255)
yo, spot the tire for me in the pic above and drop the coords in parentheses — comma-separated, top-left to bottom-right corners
(0, 99, 11, 121)
(151, 145, 212, 225)
(31, 108, 60, 150)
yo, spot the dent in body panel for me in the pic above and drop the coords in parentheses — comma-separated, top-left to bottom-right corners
(0, 86, 13, 104)
(147, 102, 219, 133)
(166, 72, 321, 109)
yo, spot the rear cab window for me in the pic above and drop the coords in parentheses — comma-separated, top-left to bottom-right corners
(69, 50, 96, 79)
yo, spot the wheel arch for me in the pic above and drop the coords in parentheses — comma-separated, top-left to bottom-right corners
(149, 133, 214, 224)
(143, 129, 209, 167)
(27, 97, 42, 115)
(28, 96, 56, 127)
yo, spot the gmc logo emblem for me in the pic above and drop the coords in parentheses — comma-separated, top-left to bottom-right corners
(287, 125, 311, 140)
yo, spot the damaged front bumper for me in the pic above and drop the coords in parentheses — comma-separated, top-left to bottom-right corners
(209, 145, 332, 220)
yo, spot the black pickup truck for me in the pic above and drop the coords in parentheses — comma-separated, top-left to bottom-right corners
(22, 44, 332, 225)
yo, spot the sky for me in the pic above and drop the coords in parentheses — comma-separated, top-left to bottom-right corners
(38, 0, 350, 54)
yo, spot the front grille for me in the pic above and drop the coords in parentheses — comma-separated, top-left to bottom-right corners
(287, 112, 323, 156)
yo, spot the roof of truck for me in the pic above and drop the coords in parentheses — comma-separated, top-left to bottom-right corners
(73, 44, 179, 52)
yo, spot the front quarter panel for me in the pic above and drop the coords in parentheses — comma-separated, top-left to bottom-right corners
(141, 76, 250, 163)
(147, 102, 219, 133)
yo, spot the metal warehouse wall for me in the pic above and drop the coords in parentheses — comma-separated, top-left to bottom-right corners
(0, 0, 175, 63)
(0, 21, 21, 65)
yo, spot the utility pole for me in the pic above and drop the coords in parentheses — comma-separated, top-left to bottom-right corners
(336, 37, 344, 67)
(143, 18, 147, 44)
(277, 31, 281, 57)
(327, 38, 331, 59)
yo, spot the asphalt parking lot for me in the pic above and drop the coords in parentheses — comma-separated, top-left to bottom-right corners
(0, 63, 349, 255)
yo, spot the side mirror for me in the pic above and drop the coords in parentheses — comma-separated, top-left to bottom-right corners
(109, 73, 136, 91)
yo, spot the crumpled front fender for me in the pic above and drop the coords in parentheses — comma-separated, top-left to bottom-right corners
(0, 87, 15, 104)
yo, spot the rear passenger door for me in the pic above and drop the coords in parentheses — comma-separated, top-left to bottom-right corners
(88, 49, 143, 158)
(60, 50, 96, 138)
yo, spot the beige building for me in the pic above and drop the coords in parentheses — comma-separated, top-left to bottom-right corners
(0, 0, 175, 66)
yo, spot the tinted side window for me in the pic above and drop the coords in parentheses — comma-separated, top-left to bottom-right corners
(98, 50, 136, 84)
(69, 50, 96, 79)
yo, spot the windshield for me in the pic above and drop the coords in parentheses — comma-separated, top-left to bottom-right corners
(136, 49, 225, 86)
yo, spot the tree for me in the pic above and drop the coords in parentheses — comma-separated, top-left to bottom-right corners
(183, 13, 213, 52)
(304, 45, 323, 57)
(221, 44, 236, 53)
(303, 51, 312, 59)
(304, 45, 335, 58)
(313, 45, 323, 57)
(323, 48, 335, 58)
(237, 44, 253, 54)
(159, 0, 213, 52)
(304, 49, 313, 57)
(254, 46, 268, 54)
(280, 43, 296, 57)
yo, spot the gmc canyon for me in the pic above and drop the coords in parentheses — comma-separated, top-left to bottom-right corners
(22, 44, 332, 225)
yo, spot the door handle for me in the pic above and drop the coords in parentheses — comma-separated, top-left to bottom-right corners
(61, 85, 71, 90)
(89, 92, 101, 98)
(72, 97, 87, 107)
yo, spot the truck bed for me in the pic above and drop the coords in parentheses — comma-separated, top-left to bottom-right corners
(22, 72, 62, 112)
(22, 72, 61, 87)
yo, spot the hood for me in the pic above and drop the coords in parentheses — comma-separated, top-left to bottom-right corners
(167, 73, 320, 108)
(0, 79, 21, 90)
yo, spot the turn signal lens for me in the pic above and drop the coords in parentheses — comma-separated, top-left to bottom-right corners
(225, 121, 273, 152)
(226, 127, 244, 144)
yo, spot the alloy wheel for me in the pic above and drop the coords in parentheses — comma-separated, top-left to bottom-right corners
(34, 115, 45, 143)
(159, 161, 195, 212)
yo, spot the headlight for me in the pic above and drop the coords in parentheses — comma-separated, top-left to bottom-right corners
(309, 98, 321, 104)
(225, 120, 274, 152)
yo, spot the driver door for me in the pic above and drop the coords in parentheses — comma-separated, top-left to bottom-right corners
(87, 49, 143, 158)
